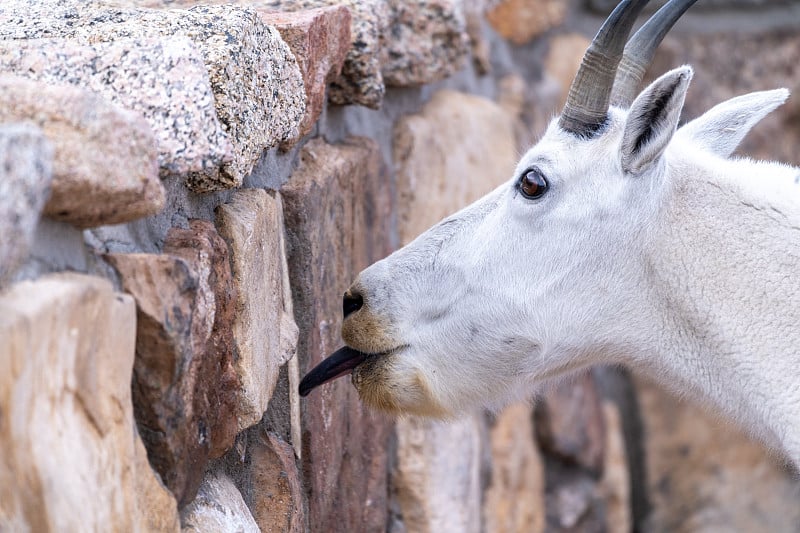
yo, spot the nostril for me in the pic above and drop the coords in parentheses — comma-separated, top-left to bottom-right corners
(343, 289, 364, 319)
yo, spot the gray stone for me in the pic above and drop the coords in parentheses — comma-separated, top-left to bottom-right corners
(181, 470, 259, 533)
(0, 123, 52, 288)
(0, 75, 164, 228)
(382, 0, 470, 87)
(0, 36, 232, 182)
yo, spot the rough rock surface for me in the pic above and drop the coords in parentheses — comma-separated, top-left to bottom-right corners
(383, 0, 470, 86)
(0, 2, 306, 191)
(0, 123, 52, 288)
(265, 0, 391, 109)
(260, 6, 352, 149)
(247, 430, 305, 533)
(484, 403, 546, 533)
(636, 377, 800, 532)
(0, 35, 230, 181)
(106, 220, 240, 507)
(281, 137, 393, 532)
(393, 89, 517, 244)
(394, 416, 484, 533)
(0, 75, 164, 228)
(486, 0, 567, 45)
(0, 273, 179, 532)
(181, 470, 259, 533)
(215, 190, 299, 431)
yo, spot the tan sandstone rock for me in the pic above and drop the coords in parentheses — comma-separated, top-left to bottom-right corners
(0, 273, 179, 532)
(484, 403, 546, 533)
(0, 75, 164, 228)
(394, 416, 484, 533)
(486, 0, 567, 45)
(544, 33, 592, 109)
(215, 190, 299, 431)
(393, 89, 518, 244)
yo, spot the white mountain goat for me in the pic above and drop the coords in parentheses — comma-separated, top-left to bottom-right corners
(300, 0, 800, 463)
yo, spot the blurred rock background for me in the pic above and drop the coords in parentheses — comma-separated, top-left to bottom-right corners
(0, 0, 798, 531)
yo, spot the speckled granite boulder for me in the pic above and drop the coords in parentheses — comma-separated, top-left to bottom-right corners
(0, 2, 306, 192)
(72, 6, 305, 191)
(0, 75, 164, 228)
(0, 36, 232, 183)
(383, 0, 470, 87)
(0, 124, 52, 288)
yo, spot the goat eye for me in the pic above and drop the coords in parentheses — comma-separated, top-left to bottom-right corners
(518, 168, 549, 199)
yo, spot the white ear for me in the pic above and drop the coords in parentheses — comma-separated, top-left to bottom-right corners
(620, 66, 693, 174)
(676, 89, 789, 158)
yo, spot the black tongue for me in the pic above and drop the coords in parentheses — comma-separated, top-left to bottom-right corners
(299, 346, 369, 397)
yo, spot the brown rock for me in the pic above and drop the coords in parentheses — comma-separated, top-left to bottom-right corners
(181, 470, 260, 533)
(393, 89, 518, 244)
(281, 137, 393, 532)
(106, 220, 239, 507)
(261, 6, 352, 149)
(248, 431, 305, 533)
(215, 190, 299, 431)
(544, 33, 591, 109)
(0, 123, 52, 288)
(484, 403, 546, 533)
(486, 0, 567, 45)
(635, 376, 800, 532)
(534, 374, 606, 474)
(0, 75, 164, 228)
(0, 273, 179, 532)
(651, 30, 800, 166)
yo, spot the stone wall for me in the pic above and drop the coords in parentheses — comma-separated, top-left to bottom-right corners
(1, 0, 799, 532)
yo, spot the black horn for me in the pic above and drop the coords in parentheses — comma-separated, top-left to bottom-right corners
(559, 0, 651, 136)
(611, 0, 698, 107)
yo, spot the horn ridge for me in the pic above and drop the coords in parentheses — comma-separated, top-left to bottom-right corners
(611, 0, 699, 107)
(559, 0, 651, 136)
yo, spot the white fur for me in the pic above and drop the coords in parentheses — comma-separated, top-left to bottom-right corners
(345, 67, 800, 463)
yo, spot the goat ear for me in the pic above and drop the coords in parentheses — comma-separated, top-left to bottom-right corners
(620, 66, 692, 174)
(675, 89, 789, 158)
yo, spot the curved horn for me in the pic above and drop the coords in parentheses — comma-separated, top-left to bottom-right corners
(559, 0, 651, 136)
(611, 0, 698, 107)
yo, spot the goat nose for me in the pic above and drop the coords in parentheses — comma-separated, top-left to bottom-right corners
(343, 289, 364, 319)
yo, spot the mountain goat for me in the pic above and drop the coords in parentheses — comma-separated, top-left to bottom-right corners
(300, 0, 800, 463)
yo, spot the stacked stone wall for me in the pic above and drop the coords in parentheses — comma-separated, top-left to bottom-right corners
(1, 0, 799, 531)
